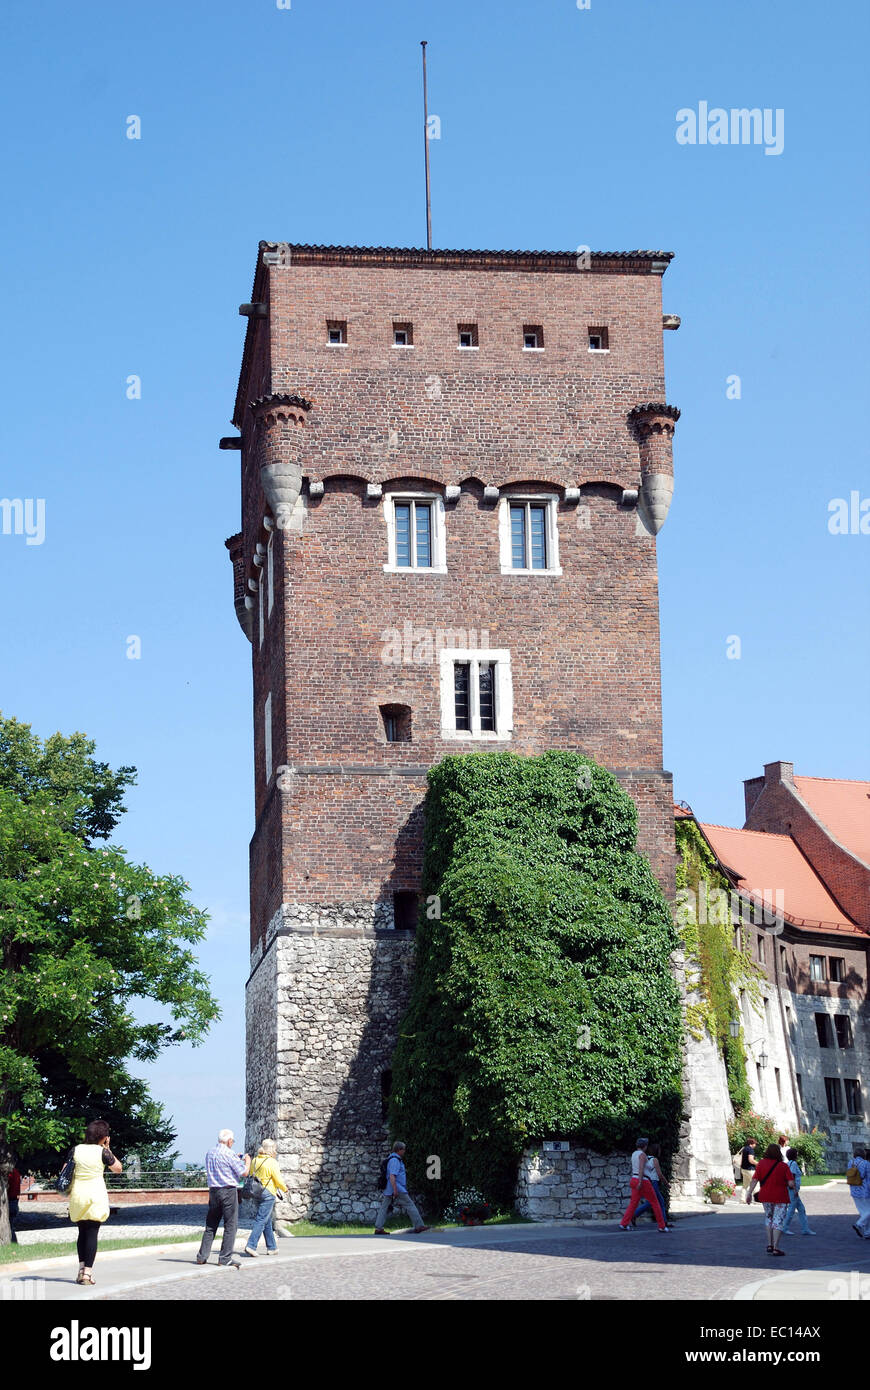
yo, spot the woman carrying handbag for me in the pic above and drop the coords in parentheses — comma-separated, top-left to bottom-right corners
(243, 1138, 288, 1256)
(65, 1119, 123, 1284)
(745, 1143, 795, 1256)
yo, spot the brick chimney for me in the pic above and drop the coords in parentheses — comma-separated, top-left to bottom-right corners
(763, 761, 795, 786)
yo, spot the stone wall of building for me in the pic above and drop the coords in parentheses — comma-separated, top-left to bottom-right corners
(515, 1146, 631, 1220)
(246, 912, 416, 1221)
(669, 948, 735, 1196)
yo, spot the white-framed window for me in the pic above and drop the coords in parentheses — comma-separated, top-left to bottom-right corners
(327, 320, 346, 345)
(439, 648, 513, 740)
(383, 492, 447, 573)
(267, 533, 275, 616)
(393, 322, 413, 347)
(264, 691, 273, 782)
(498, 494, 561, 575)
(458, 323, 478, 349)
(523, 324, 544, 351)
(588, 326, 610, 352)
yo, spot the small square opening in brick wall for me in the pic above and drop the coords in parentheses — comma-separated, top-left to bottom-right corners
(458, 323, 479, 348)
(523, 324, 544, 350)
(327, 320, 347, 345)
(393, 322, 413, 346)
(588, 326, 609, 351)
(393, 891, 419, 931)
(380, 704, 412, 742)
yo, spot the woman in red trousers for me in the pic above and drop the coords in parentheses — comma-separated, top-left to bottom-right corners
(618, 1137, 670, 1232)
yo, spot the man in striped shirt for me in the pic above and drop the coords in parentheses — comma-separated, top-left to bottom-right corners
(196, 1129, 251, 1268)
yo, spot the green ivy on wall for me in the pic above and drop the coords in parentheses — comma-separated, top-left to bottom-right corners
(389, 751, 685, 1211)
(675, 816, 762, 1113)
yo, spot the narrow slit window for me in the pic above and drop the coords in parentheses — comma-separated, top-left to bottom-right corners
(454, 662, 471, 731)
(478, 662, 495, 732)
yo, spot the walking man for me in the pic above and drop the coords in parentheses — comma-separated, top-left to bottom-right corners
(739, 1138, 758, 1190)
(373, 1142, 429, 1235)
(196, 1129, 251, 1268)
(847, 1145, 870, 1238)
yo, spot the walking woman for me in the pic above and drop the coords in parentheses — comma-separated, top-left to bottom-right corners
(745, 1142, 795, 1256)
(244, 1138, 287, 1256)
(67, 1119, 122, 1285)
(632, 1141, 669, 1226)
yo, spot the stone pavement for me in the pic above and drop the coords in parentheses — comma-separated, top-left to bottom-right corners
(4, 1185, 868, 1302)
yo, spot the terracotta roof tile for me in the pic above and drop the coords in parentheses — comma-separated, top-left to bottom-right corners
(793, 776, 870, 866)
(697, 823, 863, 934)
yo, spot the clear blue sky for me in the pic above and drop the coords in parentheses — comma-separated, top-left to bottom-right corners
(1, 0, 867, 1160)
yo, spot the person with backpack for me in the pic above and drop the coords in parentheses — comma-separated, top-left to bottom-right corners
(373, 1142, 429, 1235)
(243, 1138, 287, 1256)
(846, 1145, 870, 1238)
(780, 1147, 815, 1236)
(745, 1142, 795, 1255)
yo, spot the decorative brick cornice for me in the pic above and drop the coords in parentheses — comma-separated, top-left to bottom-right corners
(249, 392, 313, 425)
(629, 402, 681, 437)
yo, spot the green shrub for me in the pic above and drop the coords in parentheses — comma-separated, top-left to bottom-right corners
(389, 751, 684, 1211)
(787, 1128, 828, 1175)
(727, 1110, 779, 1155)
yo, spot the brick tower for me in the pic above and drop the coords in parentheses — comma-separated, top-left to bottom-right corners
(224, 244, 682, 1219)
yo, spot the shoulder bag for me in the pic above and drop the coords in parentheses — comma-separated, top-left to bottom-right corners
(55, 1149, 75, 1193)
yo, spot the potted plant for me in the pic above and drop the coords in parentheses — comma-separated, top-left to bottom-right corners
(703, 1176, 736, 1205)
(457, 1198, 492, 1226)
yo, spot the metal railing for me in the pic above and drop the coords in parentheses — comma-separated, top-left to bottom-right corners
(105, 1169, 207, 1190)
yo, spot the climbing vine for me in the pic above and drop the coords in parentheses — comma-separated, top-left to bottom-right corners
(675, 816, 762, 1112)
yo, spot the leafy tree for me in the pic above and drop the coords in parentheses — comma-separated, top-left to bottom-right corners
(389, 751, 684, 1211)
(0, 715, 219, 1241)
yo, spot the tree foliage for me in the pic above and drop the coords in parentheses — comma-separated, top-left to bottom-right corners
(0, 714, 219, 1236)
(389, 751, 684, 1211)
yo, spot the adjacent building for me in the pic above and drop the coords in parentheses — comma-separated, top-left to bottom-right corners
(685, 761, 870, 1170)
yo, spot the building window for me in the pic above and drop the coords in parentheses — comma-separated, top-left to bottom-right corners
(458, 323, 478, 349)
(393, 891, 419, 932)
(814, 1013, 833, 1048)
(763, 996, 771, 1028)
(523, 324, 544, 350)
(384, 494, 447, 573)
(824, 1077, 843, 1114)
(810, 955, 826, 982)
(795, 1072, 804, 1103)
(834, 1015, 854, 1049)
(380, 703, 411, 743)
(829, 957, 845, 982)
(757, 935, 764, 963)
(267, 533, 275, 616)
(588, 326, 609, 351)
(774, 1067, 782, 1101)
(327, 320, 346, 345)
(756, 1062, 763, 1090)
(393, 322, 413, 347)
(264, 692, 272, 782)
(779, 945, 787, 971)
(440, 648, 513, 740)
(498, 495, 561, 575)
(845, 1079, 862, 1117)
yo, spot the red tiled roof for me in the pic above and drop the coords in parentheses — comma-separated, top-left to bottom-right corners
(793, 776, 870, 866)
(697, 823, 863, 934)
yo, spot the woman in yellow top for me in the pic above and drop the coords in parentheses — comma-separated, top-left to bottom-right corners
(67, 1118, 123, 1285)
(244, 1138, 287, 1255)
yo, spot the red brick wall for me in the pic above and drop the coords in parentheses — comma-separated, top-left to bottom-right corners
(234, 251, 678, 948)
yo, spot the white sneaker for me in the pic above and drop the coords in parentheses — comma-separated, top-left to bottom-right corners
(244, 1247, 258, 1257)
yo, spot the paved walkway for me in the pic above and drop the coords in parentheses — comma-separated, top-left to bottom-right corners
(4, 1186, 868, 1302)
